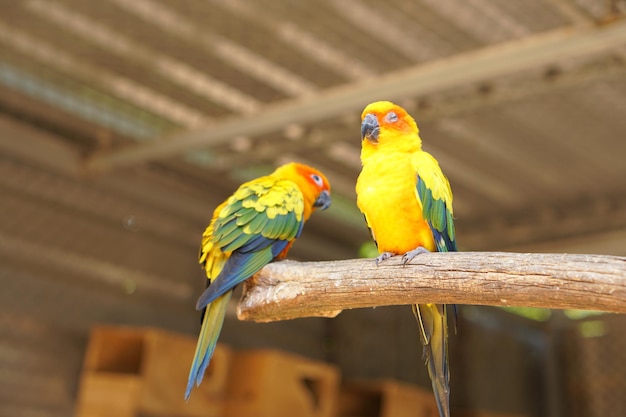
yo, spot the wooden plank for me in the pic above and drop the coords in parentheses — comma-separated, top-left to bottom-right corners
(85, 19, 626, 169)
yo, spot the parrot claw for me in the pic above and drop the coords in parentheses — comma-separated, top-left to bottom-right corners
(402, 246, 430, 265)
(375, 252, 395, 266)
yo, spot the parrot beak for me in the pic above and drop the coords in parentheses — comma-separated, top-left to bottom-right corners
(361, 113, 380, 143)
(313, 190, 332, 211)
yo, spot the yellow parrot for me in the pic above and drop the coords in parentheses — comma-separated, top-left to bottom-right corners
(356, 101, 456, 417)
(185, 162, 331, 400)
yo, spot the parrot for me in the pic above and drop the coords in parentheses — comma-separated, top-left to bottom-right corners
(355, 101, 456, 417)
(185, 162, 331, 400)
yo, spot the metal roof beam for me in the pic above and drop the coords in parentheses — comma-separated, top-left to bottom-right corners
(85, 19, 626, 172)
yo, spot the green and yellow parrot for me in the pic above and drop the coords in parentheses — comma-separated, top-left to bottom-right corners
(356, 101, 456, 417)
(185, 162, 331, 400)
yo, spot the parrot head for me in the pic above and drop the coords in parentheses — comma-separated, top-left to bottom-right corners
(360, 101, 421, 153)
(273, 162, 332, 219)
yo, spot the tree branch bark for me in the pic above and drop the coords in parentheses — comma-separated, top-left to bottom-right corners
(236, 252, 626, 322)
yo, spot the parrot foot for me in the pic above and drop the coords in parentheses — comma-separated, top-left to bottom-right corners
(375, 252, 395, 266)
(402, 246, 430, 265)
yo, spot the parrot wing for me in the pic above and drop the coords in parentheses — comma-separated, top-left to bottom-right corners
(195, 178, 305, 310)
(413, 152, 457, 253)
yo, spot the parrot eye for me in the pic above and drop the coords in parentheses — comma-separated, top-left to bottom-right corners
(310, 174, 324, 187)
(385, 111, 398, 123)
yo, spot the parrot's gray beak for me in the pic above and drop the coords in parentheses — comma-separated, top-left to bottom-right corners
(361, 113, 379, 143)
(314, 190, 332, 211)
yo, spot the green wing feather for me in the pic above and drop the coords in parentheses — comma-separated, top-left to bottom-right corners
(197, 177, 305, 309)
(215, 178, 303, 248)
(413, 152, 456, 252)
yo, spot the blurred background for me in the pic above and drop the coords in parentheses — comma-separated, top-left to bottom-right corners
(0, 0, 625, 416)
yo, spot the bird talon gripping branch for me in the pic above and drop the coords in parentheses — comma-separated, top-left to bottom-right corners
(401, 246, 431, 265)
(374, 251, 395, 266)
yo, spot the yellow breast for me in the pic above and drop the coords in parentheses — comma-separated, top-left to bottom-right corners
(356, 152, 435, 254)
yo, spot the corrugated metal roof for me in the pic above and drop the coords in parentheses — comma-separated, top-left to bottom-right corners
(0, 0, 625, 260)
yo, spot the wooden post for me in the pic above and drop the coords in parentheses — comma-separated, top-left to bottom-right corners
(236, 252, 626, 322)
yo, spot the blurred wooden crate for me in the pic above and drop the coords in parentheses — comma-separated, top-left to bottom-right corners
(225, 349, 340, 417)
(338, 379, 439, 417)
(75, 325, 232, 417)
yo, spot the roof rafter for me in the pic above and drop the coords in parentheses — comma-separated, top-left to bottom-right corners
(85, 19, 626, 172)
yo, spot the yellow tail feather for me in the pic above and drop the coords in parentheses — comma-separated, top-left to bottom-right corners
(413, 303, 450, 417)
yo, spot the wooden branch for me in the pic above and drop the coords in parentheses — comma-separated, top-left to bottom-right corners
(237, 252, 626, 322)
